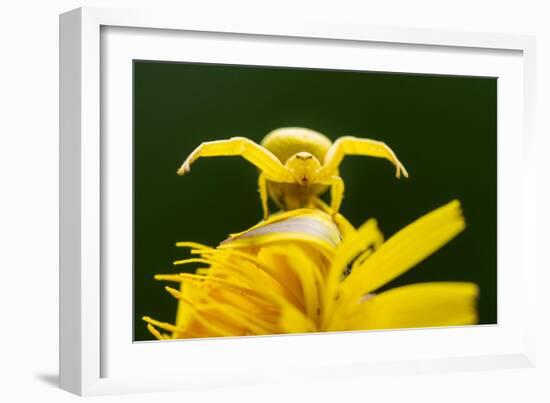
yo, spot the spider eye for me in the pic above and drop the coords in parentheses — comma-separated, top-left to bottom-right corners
(295, 152, 313, 160)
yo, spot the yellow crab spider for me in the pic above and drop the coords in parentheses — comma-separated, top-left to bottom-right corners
(177, 127, 409, 219)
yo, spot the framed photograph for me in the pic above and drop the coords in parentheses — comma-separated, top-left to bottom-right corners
(60, 6, 537, 396)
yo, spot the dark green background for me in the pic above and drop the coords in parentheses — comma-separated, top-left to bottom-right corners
(134, 61, 497, 341)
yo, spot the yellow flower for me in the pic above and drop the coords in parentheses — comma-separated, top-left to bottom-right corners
(143, 200, 478, 339)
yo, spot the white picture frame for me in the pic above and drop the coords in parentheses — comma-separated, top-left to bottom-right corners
(59, 6, 537, 396)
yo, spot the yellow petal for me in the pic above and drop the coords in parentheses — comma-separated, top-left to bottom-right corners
(356, 282, 478, 330)
(262, 244, 324, 324)
(343, 200, 465, 299)
(257, 247, 305, 312)
(278, 303, 317, 334)
(174, 277, 200, 330)
(221, 209, 340, 259)
(227, 208, 320, 238)
(321, 218, 383, 327)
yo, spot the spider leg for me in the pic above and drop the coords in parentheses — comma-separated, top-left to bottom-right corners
(319, 136, 409, 180)
(177, 137, 293, 181)
(311, 197, 332, 214)
(258, 172, 270, 220)
(311, 197, 354, 238)
(319, 176, 345, 214)
(267, 185, 286, 211)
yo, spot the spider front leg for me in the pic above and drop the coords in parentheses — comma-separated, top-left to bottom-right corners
(319, 176, 345, 215)
(320, 136, 409, 179)
(177, 137, 293, 181)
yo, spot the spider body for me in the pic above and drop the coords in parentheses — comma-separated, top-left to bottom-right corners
(178, 127, 408, 219)
(260, 128, 333, 211)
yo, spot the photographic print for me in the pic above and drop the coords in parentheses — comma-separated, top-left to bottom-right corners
(134, 61, 496, 341)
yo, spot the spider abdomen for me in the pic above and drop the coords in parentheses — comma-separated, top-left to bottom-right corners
(261, 127, 332, 165)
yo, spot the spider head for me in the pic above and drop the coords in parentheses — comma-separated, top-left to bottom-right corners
(285, 152, 322, 186)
